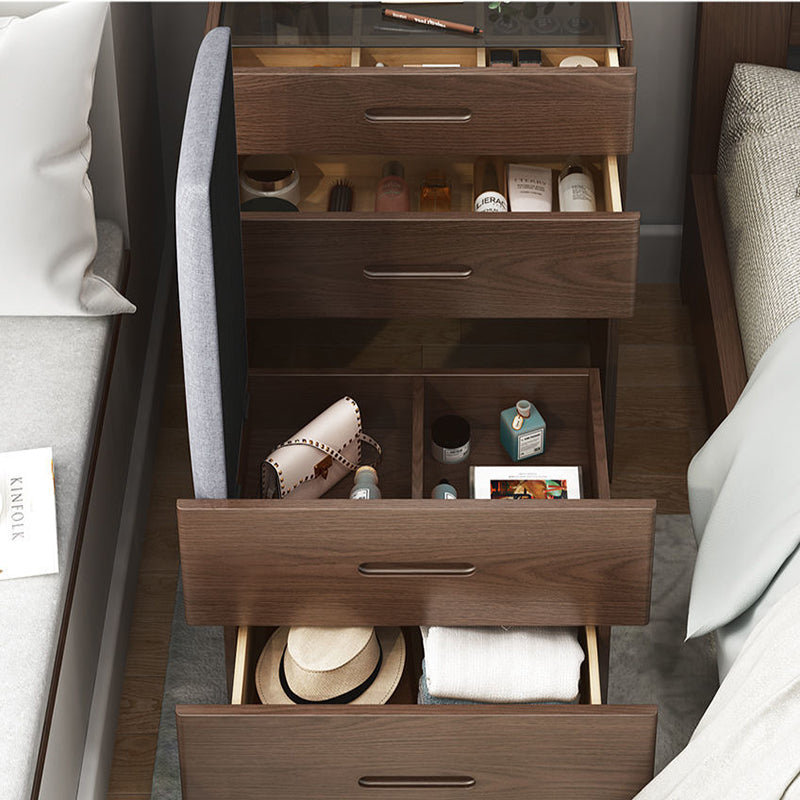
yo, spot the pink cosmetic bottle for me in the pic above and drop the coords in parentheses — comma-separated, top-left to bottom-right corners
(375, 161, 410, 211)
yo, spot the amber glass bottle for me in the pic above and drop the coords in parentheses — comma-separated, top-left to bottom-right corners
(420, 170, 452, 212)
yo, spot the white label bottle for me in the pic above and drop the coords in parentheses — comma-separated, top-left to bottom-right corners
(473, 157, 508, 212)
(558, 163, 596, 212)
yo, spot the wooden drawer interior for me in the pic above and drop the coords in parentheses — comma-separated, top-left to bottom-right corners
(233, 45, 620, 69)
(239, 153, 624, 215)
(230, 624, 603, 707)
(241, 369, 608, 501)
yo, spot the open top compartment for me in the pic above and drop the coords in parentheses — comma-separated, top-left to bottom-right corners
(240, 370, 607, 501)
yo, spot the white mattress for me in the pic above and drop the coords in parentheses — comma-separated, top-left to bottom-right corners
(0, 220, 124, 800)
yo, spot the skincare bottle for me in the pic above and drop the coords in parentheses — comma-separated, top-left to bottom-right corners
(500, 400, 547, 462)
(431, 479, 458, 500)
(507, 163, 553, 212)
(349, 466, 381, 499)
(473, 157, 508, 212)
(419, 170, 452, 212)
(558, 162, 597, 212)
(375, 161, 410, 212)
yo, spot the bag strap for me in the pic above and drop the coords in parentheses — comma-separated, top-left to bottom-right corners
(271, 431, 382, 473)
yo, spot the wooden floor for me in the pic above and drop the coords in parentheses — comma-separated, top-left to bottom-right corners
(107, 283, 707, 797)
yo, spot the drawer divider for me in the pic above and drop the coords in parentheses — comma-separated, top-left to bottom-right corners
(231, 626, 252, 705)
(411, 377, 424, 499)
(586, 625, 602, 705)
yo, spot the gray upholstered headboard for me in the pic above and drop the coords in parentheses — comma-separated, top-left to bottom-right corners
(176, 27, 248, 499)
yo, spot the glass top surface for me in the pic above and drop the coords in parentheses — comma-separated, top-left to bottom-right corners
(221, 3, 620, 49)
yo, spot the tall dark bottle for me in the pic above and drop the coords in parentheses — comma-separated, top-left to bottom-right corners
(473, 157, 508, 213)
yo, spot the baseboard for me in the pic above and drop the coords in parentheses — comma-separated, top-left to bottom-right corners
(76, 248, 177, 800)
(637, 224, 683, 284)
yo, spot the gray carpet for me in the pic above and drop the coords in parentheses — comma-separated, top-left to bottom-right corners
(151, 514, 719, 797)
(151, 579, 227, 800)
(608, 515, 719, 774)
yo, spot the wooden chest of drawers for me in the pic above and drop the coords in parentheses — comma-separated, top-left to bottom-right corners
(177, 6, 655, 797)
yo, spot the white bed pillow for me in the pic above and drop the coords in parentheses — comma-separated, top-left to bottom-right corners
(0, 2, 134, 316)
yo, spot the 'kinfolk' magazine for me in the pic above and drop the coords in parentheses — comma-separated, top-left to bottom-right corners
(0, 447, 58, 580)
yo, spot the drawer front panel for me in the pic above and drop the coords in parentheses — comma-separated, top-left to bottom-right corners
(233, 68, 637, 154)
(242, 213, 640, 319)
(178, 499, 655, 627)
(177, 705, 657, 800)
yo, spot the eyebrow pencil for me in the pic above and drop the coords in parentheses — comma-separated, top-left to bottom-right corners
(382, 8, 483, 35)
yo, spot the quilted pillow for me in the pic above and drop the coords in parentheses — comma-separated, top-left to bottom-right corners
(0, 2, 134, 315)
(717, 63, 800, 375)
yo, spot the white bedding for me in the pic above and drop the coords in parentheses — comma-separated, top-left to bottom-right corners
(635, 580, 800, 799)
(686, 316, 800, 653)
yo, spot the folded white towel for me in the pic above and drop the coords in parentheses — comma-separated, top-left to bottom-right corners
(421, 626, 584, 703)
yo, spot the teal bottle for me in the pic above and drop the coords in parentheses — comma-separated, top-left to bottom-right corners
(431, 479, 458, 500)
(500, 399, 546, 462)
(349, 466, 381, 500)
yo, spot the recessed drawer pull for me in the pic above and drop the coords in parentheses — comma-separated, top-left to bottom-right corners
(364, 107, 472, 123)
(358, 562, 476, 576)
(359, 776, 476, 789)
(363, 267, 473, 280)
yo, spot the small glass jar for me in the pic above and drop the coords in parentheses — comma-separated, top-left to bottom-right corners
(431, 415, 471, 464)
(240, 155, 301, 207)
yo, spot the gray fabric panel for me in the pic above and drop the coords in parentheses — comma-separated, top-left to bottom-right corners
(717, 63, 800, 375)
(176, 26, 247, 501)
(0, 220, 122, 800)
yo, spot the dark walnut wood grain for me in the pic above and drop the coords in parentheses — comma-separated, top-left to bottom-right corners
(681, 175, 747, 430)
(241, 213, 640, 319)
(232, 67, 637, 155)
(687, 3, 792, 174)
(616, 2, 634, 66)
(176, 704, 657, 800)
(178, 499, 655, 627)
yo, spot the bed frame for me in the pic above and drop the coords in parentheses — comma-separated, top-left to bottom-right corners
(680, 2, 797, 430)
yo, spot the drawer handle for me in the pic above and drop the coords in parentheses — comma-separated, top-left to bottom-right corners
(363, 267, 472, 280)
(365, 107, 472, 123)
(358, 562, 476, 576)
(359, 776, 476, 789)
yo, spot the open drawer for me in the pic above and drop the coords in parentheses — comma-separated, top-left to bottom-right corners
(178, 369, 655, 628)
(226, 47, 634, 156)
(241, 155, 639, 319)
(176, 626, 657, 799)
(210, 2, 636, 154)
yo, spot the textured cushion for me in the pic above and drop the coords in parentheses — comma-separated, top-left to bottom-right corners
(717, 63, 800, 375)
(0, 3, 134, 316)
(0, 220, 122, 800)
(176, 27, 247, 500)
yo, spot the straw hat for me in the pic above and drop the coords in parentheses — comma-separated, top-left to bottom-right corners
(256, 626, 406, 705)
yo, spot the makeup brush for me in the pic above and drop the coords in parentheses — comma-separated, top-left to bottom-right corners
(328, 179, 354, 211)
